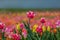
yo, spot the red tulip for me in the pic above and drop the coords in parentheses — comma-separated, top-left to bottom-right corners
(0, 22, 5, 29)
(40, 18, 46, 23)
(12, 33, 20, 40)
(36, 26, 42, 33)
(27, 11, 35, 19)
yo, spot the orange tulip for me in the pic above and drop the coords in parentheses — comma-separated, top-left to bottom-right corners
(53, 28, 57, 34)
(40, 32, 42, 36)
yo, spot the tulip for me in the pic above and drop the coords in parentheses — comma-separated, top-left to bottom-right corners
(22, 28, 27, 38)
(16, 24, 20, 31)
(53, 28, 57, 34)
(36, 26, 42, 33)
(0, 22, 5, 29)
(47, 26, 51, 32)
(40, 18, 46, 23)
(6, 32, 14, 39)
(36, 26, 43, 36)
(56, 20, 60, 28)
(27, 11, 35, 19)
(20, 23, 24, 29)
(4, 27, 14, 37)
(12, 33, 20, 40)
(42, 26, 46, 32)
(32, 24, 38, 32)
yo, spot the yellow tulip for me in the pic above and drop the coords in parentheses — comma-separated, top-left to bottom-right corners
(47, 26, 51, 32)
(16, 24, 20, 30)
(42, 26, 46, 32)
(32, 24, 38, 32)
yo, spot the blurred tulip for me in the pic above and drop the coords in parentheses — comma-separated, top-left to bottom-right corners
(53, 28, 57, 34)
(4, 27, 14, 38)
(16, 24, 20, 31)
(32, 24, 38, 32)
(47, 26, 51, 32)
(40, 17, 46, 23)
(22, 28, 27, 38)
(27, 11, 35, 19)
(0, 22, 5, 29)
(42, 26, 46, 32)
(56, 20, 60, 28)
(12, 33, 20, 40)
(20, 23, 24, 29)
(36, 26, 42, 33)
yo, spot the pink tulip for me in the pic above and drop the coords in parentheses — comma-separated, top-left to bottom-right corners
(56, 20, 60, 28)
(12, 33, 20, 40)
(0, 22, 5, 29)
(36, 26, 42, 33)
(27, 11, 35, 19)
(45, 21, 56, 28)
(4, 26, 15, 37)
(20, 23, 24, 29)
(22, 28, 27, 38)
(40, 18, 46, 23)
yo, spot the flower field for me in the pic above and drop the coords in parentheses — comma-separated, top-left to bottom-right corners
(0, 10, 60, 40)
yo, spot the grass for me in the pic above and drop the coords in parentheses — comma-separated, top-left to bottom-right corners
(0, 8, 60, 12)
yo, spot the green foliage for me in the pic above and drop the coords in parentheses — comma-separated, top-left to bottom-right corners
(2, 32, 6, 40)
(0, 8, 60, 12)
(23, 21, 60, 40)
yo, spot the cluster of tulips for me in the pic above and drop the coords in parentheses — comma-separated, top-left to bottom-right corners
(0, 11, 60, 40)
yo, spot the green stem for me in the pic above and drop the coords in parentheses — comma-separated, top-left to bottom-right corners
(2, 32, 6, 40)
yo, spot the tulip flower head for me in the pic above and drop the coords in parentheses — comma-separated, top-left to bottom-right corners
(47, 26, 51, 32)
(16, 24, 20, 31)
(53, 28, 57, 34)
(36, 26, 42, 33)
(12, 33, 20, 40)
(0, 22, 5, 29)
(4, 27, 14, 38)
(56, 20, 60, 28)
(20, 23, 24, 29)
(40, 18, 46, 23)
(22, 28, 27, 38)
(32, 24, 38, 32)
(42, 26, 46, 32)
(27, 11, 35, 19)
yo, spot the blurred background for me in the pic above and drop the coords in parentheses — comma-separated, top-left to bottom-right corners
(0, 0, 60, 27)
(0, 0, 60, 8)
